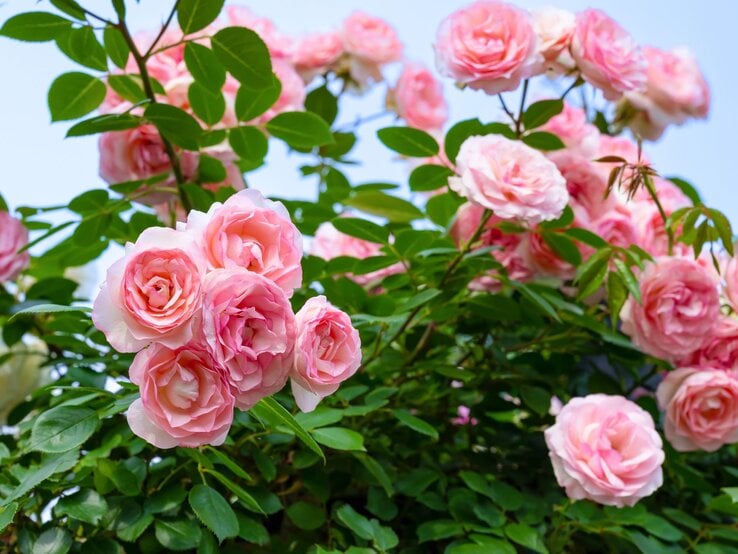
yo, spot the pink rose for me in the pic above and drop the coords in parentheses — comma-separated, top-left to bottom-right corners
(253, 59, 306, 124)
(187, 189, 303, 296)
(545, 394, 664, 507)
(451, 405, 478, 426)
(291, 296, 361, 412)
(342, 11, 402, 64)
(549, 151, 613, 220)
(723, 257, 738, 312)
(449, 134, 568, 224)
(625, 46, 709, 140)
(621, 257, 720, 361)
(521, 231, 576, 280)
(92, 227, 206, 353)
(434, 1, 541, 94)
(201, 268, 296, 409)
(532, 7, 575, 72)
(594, 204, 639, 249)
(0, 211, 29, 283)
(127, 343, 235, 448)
(226, 6, 293, 59)
(657, 367, 738, 452)
(390, 62, 448, 132)
(541, 102, 599, 156)
(680, 317, 738, 371)
(293, 31, 344, 79)
(570, 9, 647, 100)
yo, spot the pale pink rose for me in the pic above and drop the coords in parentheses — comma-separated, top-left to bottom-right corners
(0, 212, 29, 283)
(657, 367, 738, 452)
(723, 257, 738, 313)
(226, 6, 293, 59)
(450, 202, 533, 290)
(390, 62, 448, 132)
(532, 7, 575, 72)
(201, 268, 296, 409)
(293, 31, 344, 79)
(545, 394, 664, 507)
(451, 405, 478, 426)
(311, 220, 403, 286)
(521, 231, 576, 280)
(549, 151, 613, 220)
(127, 343, 235, 448)
(594, 204, 639, 249)
(186, 189, 303, 296)
(540, 102, 599, 155)
(434, 0, 541, 94)
(570, 9, 647, 100)
(621, 257, 720, 361)
(449, 134, 568, 224)
(625, 46, 710, 140)
(92, 227, 206, 352)
(252, 59, 306, 125)
(342, 11, 402, 66)
(679, 317, 738, 371)
(291, 296, 361, 412)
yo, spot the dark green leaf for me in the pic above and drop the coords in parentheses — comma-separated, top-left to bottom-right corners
(286, 501, 326, 531)
(331, 217, 389, 244)
(107, 75, 146, 104)
(521, 131, 565, 151)
(522, 99, 563, 130)
(266, 111, 334, 149)
(709, 208, 734, 256)
(520, 386, 551, 416)
(612, 257, 641, 303)
(335, 504, 374, 541)
(184, 43, 225, 90)
(69, 189, 109, 214)
(48, 72, 106, 121)
(33, 528, 72, 554)
(229, 126, 268, 163)
(392, 409, 438, 440)
(0, 503, 17, 532)
(0, 12, 72, 42)
(344, 191, 423, 223)
(188, 82, 226, 126)
(66, 113, 143, 137)
(178, 0, 225, 34)
(30, 405, 97, 453)
(204, 470, 264, 514)
(182, 183, 215, 212)
(417, 520, 464, 543)
(667, 176, 701, 205)
(305, 85, 338, 125)
(55, 489, 108, 524)
(377, 127, 439, 157)
(541, 231, 582, 266)
(145, 103, 202, 150)
(198, 154, 227, 182)
(505, 523, 548, 554)
(312, 427, 365, 451)
(409, 164, 454, 192)
(235, 78, 281, 121)
(103, 27, 129, 69)
(426, 191, 464, 228)
(445, 118, 484, 163)
(250, 397, 325, 462)
(353, 453, 394, 497)
(188, 485, 239, 543)
(50, 0, 86, 20)
(211, 27, 272, 88)
(56, 26, 107, 71)
(564, 227, 609, 249)
(155, 519, 202, 551)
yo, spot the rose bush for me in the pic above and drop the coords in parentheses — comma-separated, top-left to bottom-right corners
(0, 1, 736, 552)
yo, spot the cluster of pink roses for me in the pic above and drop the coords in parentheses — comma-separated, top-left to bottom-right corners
(92, 189, 361, 448)
(0, 211, 29, 284)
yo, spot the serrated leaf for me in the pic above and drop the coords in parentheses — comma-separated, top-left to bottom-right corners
(155, 519, 202, 551)
(29, 405, 97, 453)
(188, 485, 239, 543)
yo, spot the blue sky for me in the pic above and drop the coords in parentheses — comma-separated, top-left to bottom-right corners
(1, 0, 736, 225)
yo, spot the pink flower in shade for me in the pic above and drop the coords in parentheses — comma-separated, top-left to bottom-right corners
(92, 227, 206, 353)
(201, 268, 296, 410)
(532, 7, 575, 73)
(186, 189, 303, 297)
(521, 231, 576, 280)
(679, 317, 738, 371)
(626, 46, 710, 140)
(390, 62, 448, 132)
(724, 257, 738, 313)
(434, 0, 542, 94)
(127, 343, 235, 448)
(544, 394, 664, 507)
(291, 296, 361, 412)
(569, 9, 647, 100)
(549, 151, 613, 221)
(451, 405, 478, 426)
(621, 257, 720, 361)
(226, 6, 293, 59)
(0, 212, 29, 283)
(540, 102, 599, 156)
(657, 367, 738, 452)
(293, 31, 344, 79)
(449, 134, 568, 225)
(593, 204, 640, 249)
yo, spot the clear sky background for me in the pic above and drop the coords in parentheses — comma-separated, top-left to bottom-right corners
(1, 0, 736, 228)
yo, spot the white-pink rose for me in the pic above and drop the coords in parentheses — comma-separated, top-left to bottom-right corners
(127, 343, 235, 448)
(532, 7, 575, 72)
(657, 367, 738, 452)
(545, 394, 664, 507)
(449, 134, 568, 224)
(92, 227, 206, 352)
(341, 12, 402, 86)
(570, 9, 646, 100)
(291, 296, 361, 412)
(186, 189, 303, 296)
(226, 6, 293, 59)
(434, 0, 541, 94)
(621, 256, 720, 361)
(293, 31, 344, 78)
(390, 62, 448, 132)
(0, 211, 29, 283)
(201, 268, 296, 410)
(594, 204, 639, 249)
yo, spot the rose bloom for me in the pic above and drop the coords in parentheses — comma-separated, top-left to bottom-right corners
(0, 211, 29, 283)
(540, 102, 599, 156)
(449, 134, 568, 224)
(127, 343, 235, 448)
(434, 0, 541, 94)
(253, 59, 307, 125)
(621, 256, 720, 361)
(293, 31, 344, 79)
(570, 9, 647, 100)
(521, 231, 576, 280)
(201, 268, 296, 410)
(593, 205, 639, 249)
(291, 296, 361, 412)
(723, 257, 738, 312)
(390, 62, 448, 132)
(226, 6, 293, 59)
(532, 7, 575, 72)
(626, 46, 709, 140)
(92, 226, 206, 353)
(342, 11, 402, 64)
(679, 317, 738, 371)
(186, 189, 303, 296)
(657, 367, 738, 452)
(549, 151, 613, 220)
(544, 394, 664, 507)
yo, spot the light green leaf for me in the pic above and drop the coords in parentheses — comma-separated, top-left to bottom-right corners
(0, 12, 72, 42)
(265, 111, 334, 149)
(312, 427, 365, 451)
(48, 72, 106, 121)
(377, 127, 439, 157)
(178, 0, 225, 34)
(211, 27, 272, 88)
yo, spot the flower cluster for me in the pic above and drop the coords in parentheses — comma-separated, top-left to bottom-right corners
(93, 189, 361, 448)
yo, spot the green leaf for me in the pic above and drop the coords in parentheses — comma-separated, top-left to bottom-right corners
(445, 118, 484, 164)
(155, 519, 202, 551)
(709, 208, 734, 256)
(4, 450, 78, 505)
(103, 27, 130, 69)
(612, 258, 641, 303)
(564, 227, 609, 249)
(377, 127, 439, 157)
(184, 43, 225, 91)
(286, 501, 326, 531)
(305, 85, 338, 125)
(30, 405, 97, 453)
(522, 99, 563, 130)
(197, 154, 227, 183)
(204, 469, 264, 514)
(521, 131, 565, 151)
(344, 191, 423, 223)
(107, 75, 147, 104)
(33, 528, 73, 554)
(229, 126, 268, 163)
(9, 303, 91, 321)
(178, 0, 225, 34)
(250, 397, 325, 462)
(392, 409, 439, 440)
(50, 0, 86, 20)
(417, 520, 464, 543)
(331, 217, 389, 244)
(448, 540, 515, 554)
(211, 26, 272, 88)
(266, 111, 334, 149)
(0, 12, 72, 42)
(511, 282, 561, 322)
(409, 164, 454, 192)
(312, 427, 366, 451)
(353, 453, 394, 497)
(56, 26, 107, 71)
(541, 231, 581, 266)
(48, 72, 106, 121)
(459, 471, 524, 511)
(505, 523, 548, 554)
(205, 446, 252, 482)
(144, 104, 202, 150)
(188, 82, 226, 126)
(182, 183, 215, 212)
(55, 489, 108, 524)
(520, 386, 551, 416)
(69, 189, 109, 214)
(188, 485, 239, 543)
(0, 503, 17, 532)
(234, 77, 280, 121)
(66, 113, 143, 137)
(426, 191, 464, 228)
(335, 504, 374, 541)
(575, 248, 611, 299)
